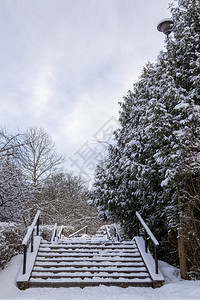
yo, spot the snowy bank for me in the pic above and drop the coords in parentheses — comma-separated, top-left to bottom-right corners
(0, 255, 200, 300)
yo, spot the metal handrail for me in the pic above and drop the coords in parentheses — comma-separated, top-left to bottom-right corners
(105, 225, 111, 240)
(69, 225, 88, 238)
(58, 225, 64, 240)
(113, 223, 122, 241)
(22, 210, 40, 274)
(136, 211, 159, 274)
(51, 223, 57, 242)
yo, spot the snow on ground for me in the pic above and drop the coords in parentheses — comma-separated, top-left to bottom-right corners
(0, 255, 200, 300)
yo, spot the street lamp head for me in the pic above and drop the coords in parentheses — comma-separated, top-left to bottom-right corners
(157, 18, 173, 36)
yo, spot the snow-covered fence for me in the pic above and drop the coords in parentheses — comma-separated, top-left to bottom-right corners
(22, 210, 40, 274)
(136, 211, 159, 274)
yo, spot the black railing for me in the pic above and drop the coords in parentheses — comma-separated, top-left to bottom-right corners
(136, 211, 159, 274)
(22, 210, 40, 274)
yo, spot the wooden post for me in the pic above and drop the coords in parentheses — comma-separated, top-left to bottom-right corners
(177, 184, 188, 279)
(178, 228, 188, 279)
(154, 245, 158, 274)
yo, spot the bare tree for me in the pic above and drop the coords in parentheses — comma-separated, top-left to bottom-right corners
(37, 172, 103, 234)
(19, 127, 65, 187)
(0, 127, 34, 222)
(38, 172, 88, 222)
(0, 127, 25, 160)
(0, 161, 33, 222)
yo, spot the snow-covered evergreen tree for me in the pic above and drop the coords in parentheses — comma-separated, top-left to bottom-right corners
(93, 0, 200, 271)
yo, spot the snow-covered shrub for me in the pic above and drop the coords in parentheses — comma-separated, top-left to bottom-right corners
(39, 225, 54, 241)
(0, 222, 23, 269)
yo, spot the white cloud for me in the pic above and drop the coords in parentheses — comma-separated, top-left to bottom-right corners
(30, 64, 53, 117)
(0, 0, 171, 174)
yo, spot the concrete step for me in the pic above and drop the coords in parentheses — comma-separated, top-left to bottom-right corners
(34, 261, 146, 268)
(35, 257, 143, 263)
(39, 245, 138, 250)
(37, 254, 141, 259)
(28, 277, 153, 288)
(32, 266, 148, 273)
(38, 248, 139, 254)
(41, 240, 134, 245)
(31, 272, 150, 279)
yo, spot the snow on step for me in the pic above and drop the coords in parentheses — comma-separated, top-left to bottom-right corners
(40, 240, 136, 245)
(34, 261, 145, 268)
(36, 255, 142, 261)
(39, 245, 137, 250)
(28, 278, 153, 289)
(37, 251, 140, 256)
(31, 271, 150, 278)
(41, 240, 135, 245)
(38, 248, 139, 254)
(33, 266, 148, 273)
(30, 276, 151, 283)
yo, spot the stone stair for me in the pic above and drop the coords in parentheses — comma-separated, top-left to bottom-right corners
(27, 238, 154, 288)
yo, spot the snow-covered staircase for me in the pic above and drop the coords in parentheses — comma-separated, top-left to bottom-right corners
(16, 212, 164, 289)
(17, 236, 164, 289)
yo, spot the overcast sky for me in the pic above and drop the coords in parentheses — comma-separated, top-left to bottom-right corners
(0, 0, 171, 180)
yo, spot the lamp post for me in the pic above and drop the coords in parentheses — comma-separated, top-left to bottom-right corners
(157, 17, 189, 280)
(157, 18, 173, 36)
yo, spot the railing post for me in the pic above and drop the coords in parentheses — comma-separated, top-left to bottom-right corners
(21, 210, 41, 275)
(23, 244, 27, 274)
(137, 217, 139, 236)
(135, 212, 160, 275)
(117, 233, 119, 241)
(144, 230, 148, 253)
(85, 226, 88, 235)
(154, 245, 158, 274)
(113, 224, 121, 241)
(36, 217, 39, 236)
(113, 225, 116, 238)
(106, 225, 111, 240)
(31, 230, 34, 252)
